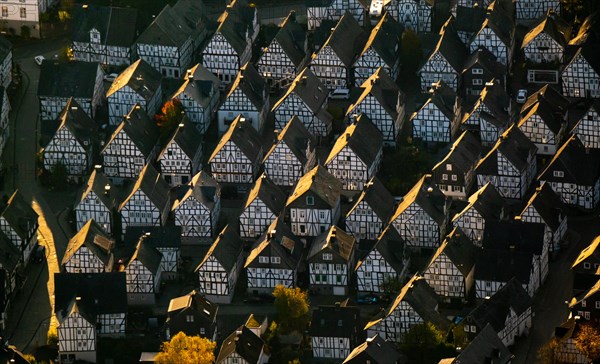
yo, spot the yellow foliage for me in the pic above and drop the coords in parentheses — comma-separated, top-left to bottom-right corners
(155, 332, 216, 364)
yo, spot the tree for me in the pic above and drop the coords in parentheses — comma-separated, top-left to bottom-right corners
(380, 276, 403, 297)
(574, 323, 600, 361)
(400, 29, 422, 75)
(20, 25, 31, 38)
(154, 99, 184, 130)
(50, 161, 68, 189)
(538, 337, 561, 364)
(272, 285, 310, 334)
(155, 332, 216, 364)
(401, 323, 456, 364)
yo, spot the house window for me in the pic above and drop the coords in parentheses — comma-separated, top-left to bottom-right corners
(186, 315, 194, 322)
(20, 7, 26, 18)
(270, 257, 281, 264)
(584, 262, 591, 269)
(259, 256, 269, 263)
(323, 253, 333, 261)
(1, 7, 7, 17)
(306, 196, 314, 206)
(596, 301, 600, 309)
(582, 300, 587, 308)
(553, 170, 564, 178)
(446, 164, 452, 171)
(472, 68, 483, 74)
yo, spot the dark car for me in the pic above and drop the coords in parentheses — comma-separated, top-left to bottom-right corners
(33, 245, 45, 263)
(357, 293, 379, 305)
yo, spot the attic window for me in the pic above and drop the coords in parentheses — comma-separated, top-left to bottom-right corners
(186, 315, 194, 322)
(306, 196, 314, 206)
(323, 253, 333, 261)
(337, 320, 343, 327)
(553, 170, 564, 178)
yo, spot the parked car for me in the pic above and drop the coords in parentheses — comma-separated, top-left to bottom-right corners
(357, 293, 379, 305)
(104, 73, 119, 82)
(33, 245, 45, 263)
(329, 88, 350, 100)
(34, 55, 45, 66)
(516, 89, 528, 103)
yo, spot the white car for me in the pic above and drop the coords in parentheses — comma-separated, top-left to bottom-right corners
(516, 89, 528, 103)
(329, 88, 350, 100)
(34, 55, 45, 66)
(104, 73, 119, 82)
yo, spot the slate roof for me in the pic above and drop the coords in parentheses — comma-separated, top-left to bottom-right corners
(226, 63, 267, 111)
(391, 174, 447, 227)
(454, 5, 487, 36)
(52, 98, 98, 151)
(272, 67, 329, 116)
(570, 278, 600, 308)
(369, 226, 406, 273)
(348, 68, 404, 120)
(308, 226, 356, 263)
(522, 12, 572, 50)
(468, 278, 532, 332)
(343, 334, 404, 364)
(519, 98, 564, 135)
(519, 181, 565, 231)
(216, 326, 265, 363)
(61, 220, 115, 267)
(195, 225, 242, 273)
(244, 174, 287, 214)
(54, 272, 128, 322)
(359, 13, 403, 68)
(171, 63, 220, 108)
(158, 115, 202, 161)
(432, 131, 481, 176)
(482, 220, 545, 256)
(446, 324, 512, 364)
(75, 168, 118, 211)
(414, 80, 457, 121)
(316, 12, 368, 67)
(325, 114, 382, 166)
(102, 104, 161, 159)
(310, 301, 362, 338)
(37, 60, 100, 99)
(72, 4, 139, 47)
(210, 0, 256, 56)
(426, 17, 468, 73)
(462, 47, 506, 78)
(124, 225, 182, 249)
(469, 1, 514, 46)
(117, 233, 163, 275)
(209, 115, 263, 164)
(287, 165, 342, 208)
(172, 171, 221, 211)
(136, 4, 193, 48)
(348, 177, 395, 228)
(460, 80, 511, 129)
(107, 59, 162, 99)
(1, 190, 38, 241)
(539, 135, 600, 186)
(245, 217, 303, 269)
(521, 84, 569, 116)
(167, 290, 218, 323)
(453, 183, 506, 223)
(264, 115, 316, 166)
(119, 163, 171, 223)
(428, 228, 477, 277)
(475, 125, 537, 175)
(271, 11, 307, 68)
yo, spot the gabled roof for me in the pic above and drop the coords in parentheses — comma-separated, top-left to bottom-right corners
(461, 80, 511, 128)
(359, 12, 403, 68)
(51, 98, 98, 151)
(158, 115, 202, 162)
(370, 226, 406, 273)
(196, 225, 242, 272)
(425, 17, 468, 73)
(468, 278, 532, 332)
(462, 47, 506, 78)
(245, 217, 302, 269)
(343, 334, 404, 364)
(167, 290, 218, 323)
(264, 115, 316, 166)
(475, 246, 533, 284)
(171, 63, 220, 108)
(453, 183, 506, 223)
(72, 4, 139, 47)
(216, 326, 265, 363)
(75, 168, 118, 211)
(573, 235, 600, 270)
(172, 171, 221, 211)
(135, 4, 193, 48)
(244, 174, 287, 214)
(570, 277, 600, 308)
(446, 324, 512, 364)
(518, 98, 564, 135)
(37, 60, 100, 99)
(286, 165, 342, 208)
(210, 0, 256, 55)
(123, 225, 182, 249)
(272, 67, 329, 115)
(308, 226, 356, 263)
(432, 131, 481, 176)
(348, 177, 395, 227)
(117, 233, 163, 275)
(348, 68, 404, 120)
(270, 11, 307, 67)
(454, 5, 487, 36)
(119, 163, 171, 218)
(475, 125, 537, 174)
(226, 63, 267, 111)
(413, 80, 456, 121)
(469, 1, 514, 46)
(519, 181, 565, 230)
(209, 115, 263, 164)
(427, 228, 477, 276)
(522, 12, 572, 50)
(521, 84, 569, 116)
(310, 301, 361, 338)
(107, 59, 162, 98)
(102, 104, 161, 158)
(315, 12, 368, 67)
(482, 220, 545, 256)
(539, 135, 600, 186)
(391, 174, 447, 227)
(61, 220, 114, 267)
(325, 114, 382, 166)
(1, 190, 38, 241)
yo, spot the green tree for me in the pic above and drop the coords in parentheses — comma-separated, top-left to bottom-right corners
(155, 332, 216, 364)
(20, 25, 31, 38)
(380, 276, 403, 297)
(401, 323, 455, 364)
(272, 285, 310, 334)
(154, 99, 184, 130)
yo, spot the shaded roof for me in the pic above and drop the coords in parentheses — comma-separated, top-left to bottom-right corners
(72, 4, 139, 47)
(226, 63, 267, 111)
(453, 183, 506, 223)
(217, 326, 265, 363)
(454, 5, 487, 35)
(244, 174, 287, 214)
(37, 60, 100, 98)
(425, 17, 468, 73)
(519, 181, 565, 230)
(428, 228, 477, 276)
(172, 171, 221, 211)
(210, 0, 257, 56)
(171, 63, 220, 108)
(119, 163, 171, 219)
(209, 115, 263, 163)
(123, 225, 182, 249)
(310, 301, 361, 337)
(273, 67, 329, 115)
(432, 130, 481, 176)
(107, 59, 162, 98)
(75, 168, 118, 210)
(461, 80, 511, 128)
(462, 47, 506, 78)
(413, 80, 457, 122)
(117, 233, 163, 275)
(483, 220, 545, 256)
(391, 174, 447, 227)
(521, 84, 569, 116)
(51, 98, 98, 150)
(167, 290, 218, 323)
(102, 104, 161, 158)
(348, 177, 395, 227)
(476, 125, 537, 175)
(360, 12, 403, 68)
(196, 225, 242, 272)
(570, 277, 600, 308)
(343, 334, 404, 364)
(522, 12, 572, 50)
(447, 324, 512, 363)
(270, 11, 307, 67)
(308, 226, 356, 262)
(1, 190, 38, 241)
(326, 114, 382, 166)
(158, 115, 202, 162)
(572, 235, 600, 270)
(62, 220, 114, 267)
(316, 12, 368, 67)
(348, 68, 404, 120)
(518, 98, 564, 135)
(470, 2, 514, 46)
(539, 135, 600, 186)
(245, 217, 303, 269)
(136, 4, 194, 48)
(287, 165, 342, 208)
(264, 115, 316, 166)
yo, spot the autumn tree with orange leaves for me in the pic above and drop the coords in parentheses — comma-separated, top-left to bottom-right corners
(154, 99, 184, 130)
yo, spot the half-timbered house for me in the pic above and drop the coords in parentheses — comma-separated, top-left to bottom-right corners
(395, 0, 433, 33)
(309, 12, 368, 90)
(468, 3, 514, 65)
(117, 235, 163, 305)
(308, 226, 356, 296)
(202, 0, 258, 86)
(572, 236, 600, 294)
(286, 165, 342, 237)
(354, 13, 402, 85)
(311, 301, 364, 361)
(390, 174, 448, 249)
(355, 226, 408, 293)
(0, 37, 11, 88)
(464, 278, 533, 347)
(171, 63, 221, 134)
(216, 325, 268, 364)
(195, 225, 244, 304)
(256, 11, 308, 88)
(156, 117, 203, 187)
(419, 19, 468, 91)
(520, 11, 570, 66)
(208, 115, 263, 186)
(460, 48, 506, 99)
(475, 125, 537, 199)
(365, 275, 448, 342)
(55, 272, 127, 363)
(431, 131, 481, 200)
(71, 4, 139, 66)
(118, 164, 172, 235)
(452, 183, 506, 247)
(0, 231, 22, 330)
(570, 101, 600, 148)
(74, 169, 118, 235)
(445, 324, 513, 364)
(423, 229, 477, 301)
(37, 60, 104, 126)
(539, 135, 600, 210)
(516, 0, 560, 24)
(411, 80, 456, 143)
(346, 177, 395, 241)
(61, 220, 114, 274)
(519, 182, 568, 253)
(562, 43, 600, 98)
(239, 174, 287, 239)
(347, 68, 405, 146)
(166, 290, 218, 341)
(343, 335, 404, 364)
(43, 99, 98, 183)
(569, 279, 600, 322)
(325, 114, 383, 191)
(245, 217, 303, 294)
(0, 87, 9, 165)
(172, 171, 221, 240)
(0, 191, 38, 265)
(518, 98, 566, 156)
(263, 116, 317, 187)
(124, 226, 182, 280)
(217, 63, 270, 134)
(306, 0, 365, 30)
(101, 104, 161, 184)
(106, 59, 162, 125)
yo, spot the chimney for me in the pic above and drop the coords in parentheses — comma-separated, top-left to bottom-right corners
(186, 69, 193, 80)
(104, 184, 111, 196)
